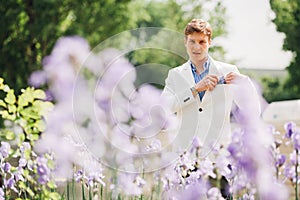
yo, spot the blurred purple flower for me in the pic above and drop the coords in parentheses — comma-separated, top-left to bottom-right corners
(87, 171, 105, 187)
(207, 187, 224, 199)
(37, 164, 50, 177)
(74, 169, 84, 182)
(37, 156, 51, 185)
(275, 154, 286, 167)
(0, 142, 10, 159)
(291, 132, 300, 150)
(0, 188, 4, 200)
(29, 70, 47, 88)
(166, 180, 209, 200)
(20, 142, 31, 154)
(198, 159, 216, 178)
(146, 139, 162, 152)
(5, 177, 18, 192)
(134, 176, 146, 188)
(45, 90, 54, 102)
(38, 175, 49, 185)
(118, 173, 145, 196)
(284, 121, 296, 138)
(241, 193, 255, 200)
(215, 156, 232, 178)
(289, 151, 300, 165)
(283, 164, 296, 182)
(18, 158, 27, 167)
(13, 167, 24, 182)
(2, 162, 11, 172)
(191, 136, 201, 150)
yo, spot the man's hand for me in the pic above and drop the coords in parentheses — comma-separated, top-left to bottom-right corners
(224, 72, 239, 84)
(195, 74, 218, 92)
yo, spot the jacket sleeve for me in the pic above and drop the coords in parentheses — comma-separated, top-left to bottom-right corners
(161, 69, 197, 113)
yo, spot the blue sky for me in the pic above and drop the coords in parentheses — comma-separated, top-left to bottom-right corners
(217, 0, 293, 69)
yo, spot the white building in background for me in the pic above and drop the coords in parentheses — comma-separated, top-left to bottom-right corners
(230, 68, 300, 132)
(262, 99, 300, 129)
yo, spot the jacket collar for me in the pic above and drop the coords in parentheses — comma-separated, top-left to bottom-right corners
(181, 56, 221, 85)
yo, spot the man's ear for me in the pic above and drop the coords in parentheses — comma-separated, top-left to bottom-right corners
(209, 38, 212, 46)
(184, 37, 187, 46)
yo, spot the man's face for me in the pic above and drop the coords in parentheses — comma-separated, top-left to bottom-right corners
(184, 32, 211, 64)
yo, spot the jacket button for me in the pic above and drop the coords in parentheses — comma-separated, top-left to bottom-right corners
(198, 108, 203, 112)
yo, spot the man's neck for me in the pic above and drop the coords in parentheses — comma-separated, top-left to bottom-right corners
(191, 56, 208, 72)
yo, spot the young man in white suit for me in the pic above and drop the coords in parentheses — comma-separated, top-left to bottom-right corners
(162, 19, 260, 157)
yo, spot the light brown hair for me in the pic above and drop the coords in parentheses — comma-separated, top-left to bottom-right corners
(184, 19, 212, 41)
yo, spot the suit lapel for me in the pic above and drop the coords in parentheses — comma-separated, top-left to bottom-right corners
(208, 58, 221, 75)
(181, 62, 195, 86)
(202, 58, 223, 104)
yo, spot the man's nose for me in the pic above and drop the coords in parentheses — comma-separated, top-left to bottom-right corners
(193, 43, 201, 50)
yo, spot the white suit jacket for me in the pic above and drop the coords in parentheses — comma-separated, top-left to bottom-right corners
(162, 58, 260, 157)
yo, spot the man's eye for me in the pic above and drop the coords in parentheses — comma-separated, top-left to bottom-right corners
(189, 40, 195, 44)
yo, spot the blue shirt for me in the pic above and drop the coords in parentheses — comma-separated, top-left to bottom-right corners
(190, 58, 210, 101)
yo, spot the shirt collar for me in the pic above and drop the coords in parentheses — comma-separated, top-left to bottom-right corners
(189, 57, 211, 72)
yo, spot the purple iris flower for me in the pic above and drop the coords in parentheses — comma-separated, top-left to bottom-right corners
(18, 158, 27, 167)
(29, 70, 47, 88)
(275, 154, 286, 167)
(0, 142, 10, 159)
(284, 121, 296, 138)
(74, 170, 84, 182)
(2, 162, 11, 172)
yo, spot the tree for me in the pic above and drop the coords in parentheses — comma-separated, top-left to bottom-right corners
(0, 0, 134, 92)
(270, 0, 300, 99)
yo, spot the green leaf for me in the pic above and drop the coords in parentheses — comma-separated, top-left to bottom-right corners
(27, 133, 39, 141)
(18, 133, 26, 145)
(33, 89, 46, 99)
(0, 130, 15, 143)
(2, 85, 10, 92)
(0, 110, 16, 120)
(35, 119, 46, 132)
(47, 181, 57, 189)
(33, 100, 54, 116)
(20, 107, 40, 119)
(24, 149, 31, 160)
(48, 192, 61, 200)
(5, 129, 15, 140)
(0, 99, 6, 108)
(18, 88, 35, 108)
(4, 89, 16, 104)
(8, 104, 17, 113)
(26, 187, 35, 197)
(18, 181, 27, 189)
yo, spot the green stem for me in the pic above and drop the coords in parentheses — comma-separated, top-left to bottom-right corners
(82, 182, 86, 200)
(67, 181, 70, 200)
(295, 149, 299, 200)
(100, 184, 103, 200)
(72, 177, 75, 200)
(89, 185, 92, 200)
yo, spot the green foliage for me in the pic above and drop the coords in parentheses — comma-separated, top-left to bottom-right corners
(260, 75, 299, 102)
(270, 0, 300, 98)
(0, 77, 59, 199)
(0, 0, 133, 93)
(1, 0, 228, 93)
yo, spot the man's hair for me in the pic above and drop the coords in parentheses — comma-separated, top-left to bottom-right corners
(184, 19, 212, 41)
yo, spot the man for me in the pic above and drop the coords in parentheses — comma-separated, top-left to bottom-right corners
(162, 19, 260, 157)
